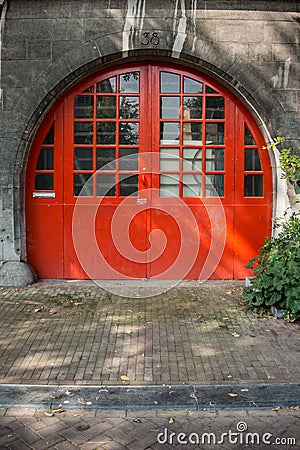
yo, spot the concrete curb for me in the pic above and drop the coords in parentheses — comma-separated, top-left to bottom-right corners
(0, 383, 299, 410)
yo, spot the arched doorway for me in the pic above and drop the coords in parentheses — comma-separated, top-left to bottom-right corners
(26, 62, 272, 280)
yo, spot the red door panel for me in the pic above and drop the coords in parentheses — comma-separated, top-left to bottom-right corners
(26, 63, 273, 280)
(26, 204, 63, 278)
(65, 203, 148, 279)
(234, 205, 273, 279)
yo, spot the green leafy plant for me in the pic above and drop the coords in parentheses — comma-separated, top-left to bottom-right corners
(243, 211, 300, 321)
(264, 137, 300, 194)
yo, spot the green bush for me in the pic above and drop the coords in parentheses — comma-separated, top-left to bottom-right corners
(264, 137, 300, 194)
(243, 212, 300, 321)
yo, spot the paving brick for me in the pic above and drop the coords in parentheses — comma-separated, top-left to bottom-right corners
(84, 421, 114, 438)
(14, 426, 41, 444)
(59, 426, 90, 445)
(55, 442, 79, 450)
(5, 441, 33, 450)
(0, 281, 300, 389)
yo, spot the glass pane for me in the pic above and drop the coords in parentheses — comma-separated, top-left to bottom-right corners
(206, 86, 218, 94)
(119, 174, 138, 196)
(206, 123, 224, 145)
(96, 148, 116, 170)
(183, 123, 202, 145)
(36, 148, 53, 170)
(245, 148, 262, 171)
(96, 122, 116, 144)
(183, 97, 202, 119)
(183, 174, 202, 197)
(97, 77, 116, 93)
(245, 126, 256, 145)
(43, 125, 54, 145)
(120, 72, 139, 93)
(119, 148, 138, 170)
(160, 97, 180, 119)
(74, 122, 93, 144)
(183, 148, 202, 171)
(160, 72, 180, 93)
(119, 122, 139, 145)
(119, 96, 139, 119)
(244, 174, 263, 197)
(205, 174, 224, 197)
(74, 148, 93, 170)
(160, 174, 179, 197)
(184, 77, 203, 94)
(160, 148, 179, 171)
(74, 173, 93, 196)
(206, 97, 224, 119)
(84, 85, 94, 93)
(74, 96, 93, 119)
(206, 148, 224, 171)
(96, 96, 116, 119)
(96, 173, 116, 196)
(160, 122, 180, 145)
(35, 174, 53, 190)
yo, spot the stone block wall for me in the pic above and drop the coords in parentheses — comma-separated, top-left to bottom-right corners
(0, 0, 299, 284)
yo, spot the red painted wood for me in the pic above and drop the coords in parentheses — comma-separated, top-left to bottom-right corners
(26, 62, 273, 280)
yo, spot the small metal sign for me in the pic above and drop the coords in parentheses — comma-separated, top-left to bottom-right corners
(33, 192, 56, 198)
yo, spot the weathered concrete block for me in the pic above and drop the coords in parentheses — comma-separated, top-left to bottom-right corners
(2, 60, 46, 87)
(28, 42, 52, 60)
(0, 261, 37, 286)
(1, 41, 27, 60)
(264, 21, 299, 44)
(52, 40, 82, 60)
(8, 0, 61, 19)
(215, 20, 263, 43)
(62, 41, 101, 72)
(249, 43, 273, 62)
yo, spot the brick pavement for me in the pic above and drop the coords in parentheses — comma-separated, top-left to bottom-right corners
(0, 280, 300, 449)
(0, 407, 299, 449)
(0, 280, 300, 386)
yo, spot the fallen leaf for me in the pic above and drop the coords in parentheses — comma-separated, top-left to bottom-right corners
(124, 330, 133, 335)
(65, 389, 73, 396)
(121, 375, 130, 381)
(272, 406, 281, 411)
(49, 308, 57, 315)
(168, 417, 175, 424)
(44, 411, 54, 417)
(52, 408, 65, 414)
(289, 406, 300, 411)
(34, 307, 43, 313)
(228, 393, 238, 397)
(232, 332, 240, 338)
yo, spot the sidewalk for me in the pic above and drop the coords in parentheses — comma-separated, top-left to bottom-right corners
(0, 280, 299, 386)
(0, 280, 300, 449)
(1, 407, 300, 450)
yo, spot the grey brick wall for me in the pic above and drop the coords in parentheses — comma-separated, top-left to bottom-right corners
(0, 0, 299, 284)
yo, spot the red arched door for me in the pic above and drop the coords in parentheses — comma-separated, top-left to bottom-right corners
(26, 63, 272, 280)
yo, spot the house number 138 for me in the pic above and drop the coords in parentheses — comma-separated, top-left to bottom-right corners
(141, 32, 160, 46)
